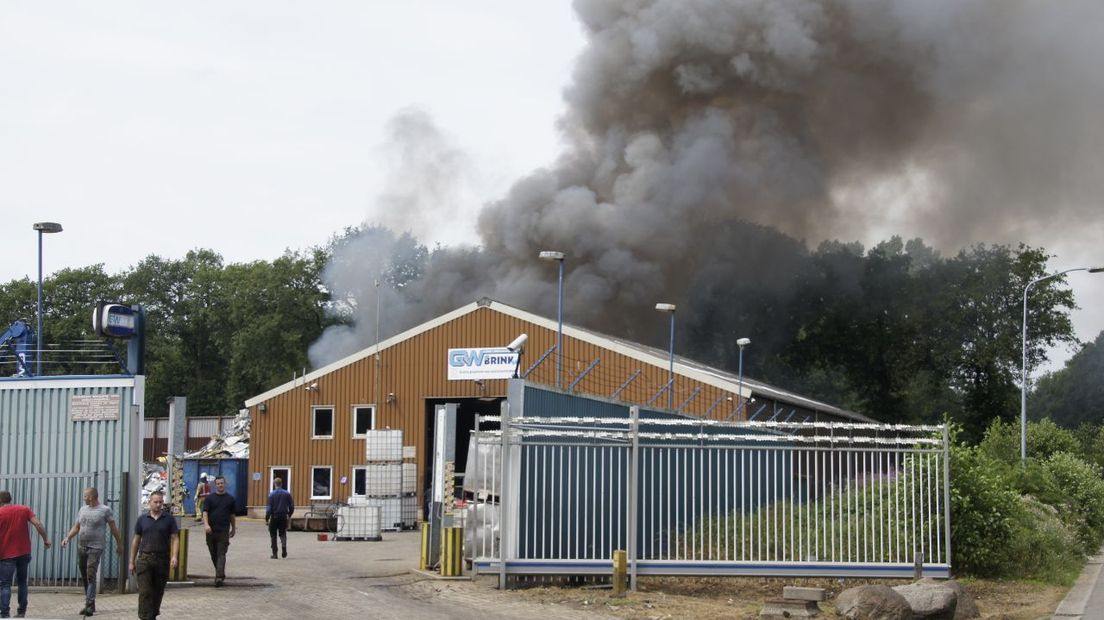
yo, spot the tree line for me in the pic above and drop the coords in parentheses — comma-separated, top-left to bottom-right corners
(0, 224, 1096, 437)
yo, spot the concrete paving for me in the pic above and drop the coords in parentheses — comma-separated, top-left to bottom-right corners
(1053, 545, 1104, 619)
(20, 519, 609, 619)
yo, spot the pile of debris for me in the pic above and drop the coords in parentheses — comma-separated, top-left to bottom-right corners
(184, 410, 251, 459)
(138, 410, 252, 509)
(140, 462, 167, 510)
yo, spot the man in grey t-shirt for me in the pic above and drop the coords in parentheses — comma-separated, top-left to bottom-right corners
(61, 488, 123, 617)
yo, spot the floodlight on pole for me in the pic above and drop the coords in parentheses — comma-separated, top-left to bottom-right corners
(655, 303, 677, 409)
(539, 250, 566, 389)
(1021, 265, 1104, 461)
(736, 337, 751, 419)
(32, 222, 63, 376)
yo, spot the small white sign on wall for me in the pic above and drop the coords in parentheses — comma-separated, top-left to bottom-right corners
(70, 394, 121, 421)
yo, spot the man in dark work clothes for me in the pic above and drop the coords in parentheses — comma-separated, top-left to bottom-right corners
(129, 491, 178, 620)
(202, 475, 236, 587)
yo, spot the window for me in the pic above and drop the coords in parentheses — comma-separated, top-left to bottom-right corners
(352, 405, 375, 438)
(270, 467, 290, 495)
(352, 467, 367, 497)
(312, 406, 334, 438)
(311, 466, 332, 499)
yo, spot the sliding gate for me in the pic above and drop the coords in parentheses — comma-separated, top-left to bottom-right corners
(468, 398, 950, 586)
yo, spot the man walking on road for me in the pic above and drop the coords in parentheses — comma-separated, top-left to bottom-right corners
(60, 487, 124, 616)
(0, 490, 52, 619)
(129, 491, 178, 620)
(265, 478, 294, 559)
(202, 475, 236, 586)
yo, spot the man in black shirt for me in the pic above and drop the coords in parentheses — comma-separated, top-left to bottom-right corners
(129, 491, 178, 620)
(201, 475, 236, 587)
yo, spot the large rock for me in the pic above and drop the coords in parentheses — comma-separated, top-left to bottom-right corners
(835, 585, 912, 620)
(923, 579, 978, 619)
(893, 580, 957, 619)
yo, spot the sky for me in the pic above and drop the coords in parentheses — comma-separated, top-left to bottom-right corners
(0, 1, 583, 278)
(1, 1, 1102, 375)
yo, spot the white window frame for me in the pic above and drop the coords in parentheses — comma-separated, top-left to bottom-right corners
(311, 465, 333, 500)
(311, 406, 334, 439)
(351, 405, 376, 438)
(270, 466, 291, 495)
(351, 466, 368, 498)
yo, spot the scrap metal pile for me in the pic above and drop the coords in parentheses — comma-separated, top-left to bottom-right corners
(184, 410, 251, 459)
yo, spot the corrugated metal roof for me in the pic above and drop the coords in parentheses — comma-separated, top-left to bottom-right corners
(245, 298, 870, 423)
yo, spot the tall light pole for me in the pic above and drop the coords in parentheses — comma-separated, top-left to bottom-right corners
(736, 337, 751, 419)
(539, 251, 566, 389)
(1021, 265, 1104, 461)
(32, 222, 63, 376)
(655, 303, 676, 409)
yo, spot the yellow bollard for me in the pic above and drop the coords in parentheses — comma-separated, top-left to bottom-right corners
(440, 527, 463, 577)
(420, 522, 432, 571)
(612, 549, 627, 598)
(170, 528, 189, 581)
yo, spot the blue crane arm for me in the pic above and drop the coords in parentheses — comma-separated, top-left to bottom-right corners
(0, 320, 35, 377)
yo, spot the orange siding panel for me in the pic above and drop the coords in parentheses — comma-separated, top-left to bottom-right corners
(246, 307, 739, 511)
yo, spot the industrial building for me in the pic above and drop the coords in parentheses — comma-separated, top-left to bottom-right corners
(241, 298, 868, 516)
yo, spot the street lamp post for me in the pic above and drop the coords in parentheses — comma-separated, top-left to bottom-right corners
(655, 303, 677, 409)
(539, 251, 566, 389)
(32, 222, 63, 376)
(1021, 265, 1104, 461)
(736, 337, 751, 418)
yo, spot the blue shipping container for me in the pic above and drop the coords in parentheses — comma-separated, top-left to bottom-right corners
(182, 458, 249, 516)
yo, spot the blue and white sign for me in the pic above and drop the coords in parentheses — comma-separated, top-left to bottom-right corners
(447, 347, 520, 380)
(92, 303, 137, 338)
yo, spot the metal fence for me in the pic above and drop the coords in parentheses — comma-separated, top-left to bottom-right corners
(0, 471, 119, 586)
(468, 409, 950, 587)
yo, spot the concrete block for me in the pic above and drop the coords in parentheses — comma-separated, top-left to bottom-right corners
(760, 599, 821, 618)
(783, 586, 828, 601)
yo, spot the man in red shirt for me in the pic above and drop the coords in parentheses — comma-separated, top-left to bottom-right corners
(0, 490, 51, 619)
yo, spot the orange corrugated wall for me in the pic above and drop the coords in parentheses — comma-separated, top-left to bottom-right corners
(246, 306, 734, 512)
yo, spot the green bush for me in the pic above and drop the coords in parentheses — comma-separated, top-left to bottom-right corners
(1075, 423, 1104, 471)
(949, 442, 1023, 575)
(979, 418, 1080, 465)
(1004, 496, 1084, 585)
(1042, 452, 1104, 550)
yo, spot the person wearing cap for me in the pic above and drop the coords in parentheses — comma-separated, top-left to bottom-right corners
(193, 474, 210, 523)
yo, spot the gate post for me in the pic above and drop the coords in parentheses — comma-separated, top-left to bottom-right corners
(627, 406, 639, 592)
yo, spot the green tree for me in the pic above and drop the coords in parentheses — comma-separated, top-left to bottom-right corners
(1032, 331, 1104, 428)
(222, 249, 332, 409)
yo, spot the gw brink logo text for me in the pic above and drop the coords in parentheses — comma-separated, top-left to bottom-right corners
(447, 347, 520, 380)
(448, 348, 517, 367)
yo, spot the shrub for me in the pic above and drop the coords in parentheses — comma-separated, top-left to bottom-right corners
(1042, 452, 1104, 551)
(1004, 496, 1084, 585)
(949, 443, 1023, 575)
(979, 418, 1080, 465)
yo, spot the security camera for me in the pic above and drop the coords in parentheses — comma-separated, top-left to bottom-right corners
(304, 382, 318, 392)
(507, 333, 528, 353)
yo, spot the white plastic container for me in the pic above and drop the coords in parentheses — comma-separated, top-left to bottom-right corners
(364, 463, 403, 497)
(335, 505, 382, 540)
(402, 463, 417, 495)
(365, 430, 404, 462)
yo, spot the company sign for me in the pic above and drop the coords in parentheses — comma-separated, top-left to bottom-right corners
(447, 347, 519, 380)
